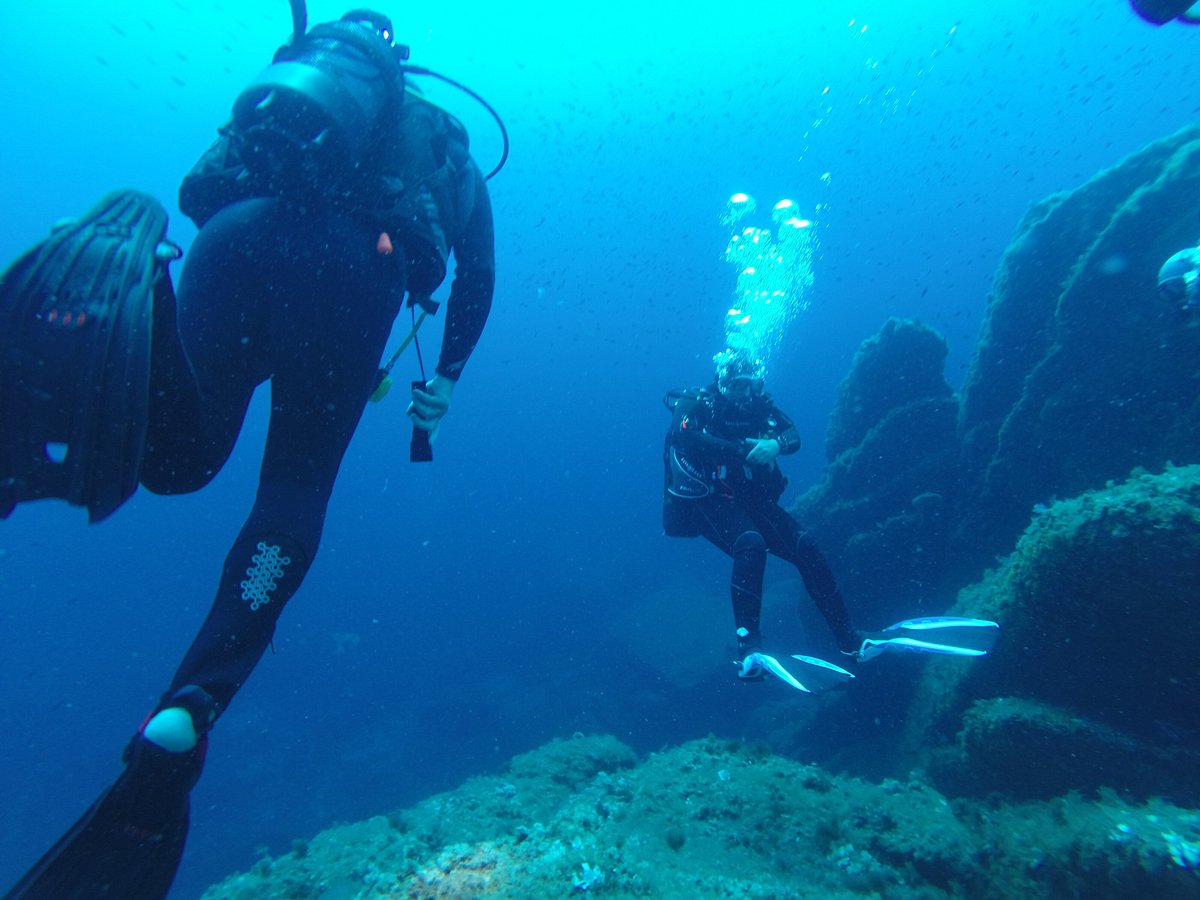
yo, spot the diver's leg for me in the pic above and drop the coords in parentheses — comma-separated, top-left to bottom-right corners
(697, 500, 768, 656)
(140, 200, 277, 495)
(6, 208, 405, 900)
(161, 205, 405, 716)
(757, 503, 859, 652)
(0, 199, 281, 900)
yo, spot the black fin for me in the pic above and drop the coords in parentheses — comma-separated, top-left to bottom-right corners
(2, 738, 199, 900)
(0, 190, 173, 522)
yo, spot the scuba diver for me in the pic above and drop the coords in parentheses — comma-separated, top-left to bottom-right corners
(663, 349, 998, 693)
(0, 5, 502, 898)
(1129, 0, 1200, 25)
(1157, 244, 1200, 310)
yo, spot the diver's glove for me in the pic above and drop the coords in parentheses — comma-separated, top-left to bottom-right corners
(850, 616, 1000, 663)
(407, 374, 456, 443)
(744, 438, 781, 466)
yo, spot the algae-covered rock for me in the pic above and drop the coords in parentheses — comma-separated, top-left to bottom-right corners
(962, 792, 1200, 900)
(199, 734, 1200, 899)
(825, 317, 957, 461)
(793, 318, 960, 609)
(930, 696, 1200, 802)
(986, 464, 1200, 733)
(504, 733, 638, 789)
(784, 125, 1200, 619)
(904, 465, 1200, 799)
(954, 123, 1200, 567)
(395, 734, 638, 848)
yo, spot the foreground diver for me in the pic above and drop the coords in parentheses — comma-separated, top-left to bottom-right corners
(1129, 0, 1200, 25)
(0, 8, 497, 899)
(662, 350, 997, 692)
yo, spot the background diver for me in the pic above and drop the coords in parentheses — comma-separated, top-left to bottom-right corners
(662, 349, 998, 693)
(0, 7, 499, 898)
(1157, 242, 1200, 311)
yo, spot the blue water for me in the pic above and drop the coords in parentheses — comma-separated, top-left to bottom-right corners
(0, 2, 1195, 896)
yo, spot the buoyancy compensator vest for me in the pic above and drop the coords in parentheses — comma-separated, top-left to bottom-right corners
(660, 385, 791, 537)
(661, 387, 712, 537)
(364, 93, 473, 295)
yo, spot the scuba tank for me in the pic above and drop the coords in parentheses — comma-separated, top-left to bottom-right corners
(228, 10, 408, 198)
(181, 6, 509, 230)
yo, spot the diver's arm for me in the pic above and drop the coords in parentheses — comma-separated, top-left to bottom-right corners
(770, 403, 802, 455)
(744, 401, 801, 466)
(672, 395, 748, 462)
(435, 160, 495, 381)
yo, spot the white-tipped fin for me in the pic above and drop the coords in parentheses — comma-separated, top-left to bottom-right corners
(751, 653, 811, 692)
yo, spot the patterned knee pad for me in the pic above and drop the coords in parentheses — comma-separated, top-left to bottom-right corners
(225, 532, 309, 615)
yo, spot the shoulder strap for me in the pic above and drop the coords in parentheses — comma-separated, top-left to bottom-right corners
(662, 386, 709, 412)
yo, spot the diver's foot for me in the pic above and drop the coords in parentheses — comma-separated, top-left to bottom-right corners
(737, 654, 767, 681)
(735, 626, 766, 680)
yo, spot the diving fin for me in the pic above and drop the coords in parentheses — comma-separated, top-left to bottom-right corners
(3, 737, 202, 900)
(740, 651, 855, 692)
(790, 653, 856, 691)
(741, 651, 810, 692)
(856, 616, 1000, 663)
(0, 190, 179, 523)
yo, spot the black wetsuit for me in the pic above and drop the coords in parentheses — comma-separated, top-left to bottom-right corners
(139, 128, 494, 722)
(2, 37, 497, 900)
(667, 386, 857, 655)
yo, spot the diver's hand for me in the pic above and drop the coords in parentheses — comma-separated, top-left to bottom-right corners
(407, 375, 455, 443)
(745, 438, 781, 466)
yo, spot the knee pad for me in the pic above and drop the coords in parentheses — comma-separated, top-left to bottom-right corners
(225, 531, 310, 613)
(732, 530, 766, 557)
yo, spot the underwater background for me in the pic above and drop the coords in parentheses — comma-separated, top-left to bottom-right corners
(0, 1, 1197, 897)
